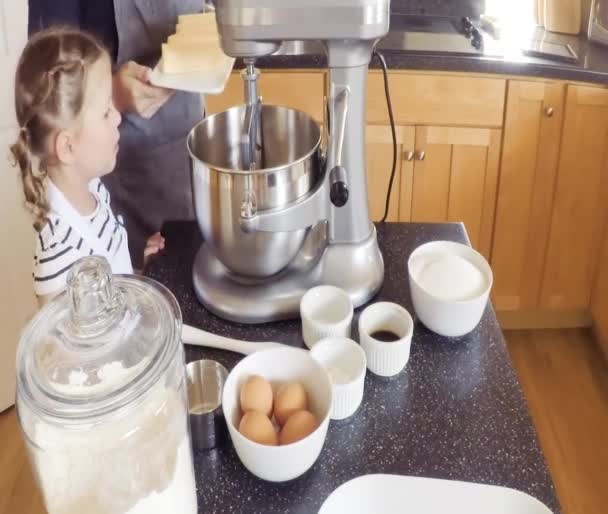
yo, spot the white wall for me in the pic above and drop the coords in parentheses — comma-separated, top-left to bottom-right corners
(0, 0, 36, 412)
(485, 0, 593, 33)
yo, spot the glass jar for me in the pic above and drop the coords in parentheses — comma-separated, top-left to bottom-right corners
(16, 257, 197, 514)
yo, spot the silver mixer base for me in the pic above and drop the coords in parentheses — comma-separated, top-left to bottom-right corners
(192, 229, 384, 323)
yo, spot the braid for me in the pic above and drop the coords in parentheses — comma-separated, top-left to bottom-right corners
(9, 129, 49, 231)
(9, 28, 106, 233)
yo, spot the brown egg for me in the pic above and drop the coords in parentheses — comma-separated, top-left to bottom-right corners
(274, 381, 308, 426)
(240, 375, 273, 416)
(239, 411, 278, 446)
(279, 410, 318, 445)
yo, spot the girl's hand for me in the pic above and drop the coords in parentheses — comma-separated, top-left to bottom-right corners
(143, 232, 166, 268)
(113, 61, 175, 119)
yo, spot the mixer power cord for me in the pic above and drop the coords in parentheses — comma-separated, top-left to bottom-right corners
(372, 49, 398, 223)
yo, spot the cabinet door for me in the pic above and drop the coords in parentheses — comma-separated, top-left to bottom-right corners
(411, 126, 501, 259)
(365, 125, 415, 222)
(540, 85, 608, 310)
(491, 81, 565, 311)
(591, 227, 608, 356)
(205, 70, 326, 122)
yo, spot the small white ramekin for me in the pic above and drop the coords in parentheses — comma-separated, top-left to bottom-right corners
(300, 286, 353, 349)
(358, 302, 414, 377)
(310, 337, 367, 420)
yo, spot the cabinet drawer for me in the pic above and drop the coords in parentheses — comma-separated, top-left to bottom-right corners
(367, 72, 506, 127)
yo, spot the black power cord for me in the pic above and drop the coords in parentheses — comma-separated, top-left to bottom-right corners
(372, 49, 398, 223)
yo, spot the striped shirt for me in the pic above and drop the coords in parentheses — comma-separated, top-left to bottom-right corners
(33, 179, 131, 296)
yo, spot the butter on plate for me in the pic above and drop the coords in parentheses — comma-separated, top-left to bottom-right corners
(176, 12, 218, 32)
(151, 11, 235, 93)
(160, 42, 225, 74)
(160, 12, 222, 74)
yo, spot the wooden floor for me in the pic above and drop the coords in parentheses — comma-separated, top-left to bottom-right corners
(506, 329, 608, 514)
(0, 405, 44, 514)
(0, 329, 606, 514)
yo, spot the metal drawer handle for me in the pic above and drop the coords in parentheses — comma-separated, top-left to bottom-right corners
(416, 150, 425, 161)
(545, 106, 554, 117)
(404, 150, 414, 162)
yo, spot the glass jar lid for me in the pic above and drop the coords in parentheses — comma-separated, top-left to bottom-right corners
(16, 256, 182, 422)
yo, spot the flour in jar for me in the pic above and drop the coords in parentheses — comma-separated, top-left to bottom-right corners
(125, 437, 197, 514)
(27, 361, 198, 514)
(414, 253, 486, 301)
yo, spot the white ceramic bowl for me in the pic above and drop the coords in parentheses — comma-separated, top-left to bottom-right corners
(310, 337, 367, 420)
(300, 286, 353, 349)
(407, 241, 493, 338)
(222, 347, 332, 482)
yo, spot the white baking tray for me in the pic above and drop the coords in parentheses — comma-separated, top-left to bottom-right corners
(319, 474, 554, 514)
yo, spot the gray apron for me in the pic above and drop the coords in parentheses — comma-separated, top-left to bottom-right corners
(103, 0, 203, 268)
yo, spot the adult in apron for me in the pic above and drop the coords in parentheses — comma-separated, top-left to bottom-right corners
(28, 0, 204, 268)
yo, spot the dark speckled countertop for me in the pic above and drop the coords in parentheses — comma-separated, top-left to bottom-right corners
(234, 16, 608, 86)
(145, 221, 560, 514)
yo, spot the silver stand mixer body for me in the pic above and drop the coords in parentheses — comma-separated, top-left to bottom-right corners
(191, 0, 390, 323)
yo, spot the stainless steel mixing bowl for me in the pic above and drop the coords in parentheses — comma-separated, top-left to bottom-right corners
(188, 104, 322, 278)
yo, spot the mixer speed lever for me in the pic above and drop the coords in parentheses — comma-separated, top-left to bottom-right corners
(327, 87, 350, 207)
(330, 165, 349, 207)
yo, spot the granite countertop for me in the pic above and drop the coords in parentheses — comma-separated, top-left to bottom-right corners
(145, 221, 560, 514)
(234, 17, 608, 86)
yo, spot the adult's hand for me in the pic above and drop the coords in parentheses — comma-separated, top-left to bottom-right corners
(113, 61, 175, 119)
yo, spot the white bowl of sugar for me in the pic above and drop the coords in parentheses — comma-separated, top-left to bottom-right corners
(407, 241, 493, 337)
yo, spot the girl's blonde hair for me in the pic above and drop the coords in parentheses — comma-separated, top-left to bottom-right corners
(9, 28, 108, 231)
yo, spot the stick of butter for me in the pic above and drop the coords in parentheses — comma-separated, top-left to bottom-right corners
(159, 11, 224, 74)
(160, 42, 224, 74)
(176, 24, 217, 36)
(176, 13, 217, 33)
(177, 12, 215, 25)
(168, 33, 218, 45)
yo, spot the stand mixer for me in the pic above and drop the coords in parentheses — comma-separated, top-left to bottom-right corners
(188, 0, 390, 323)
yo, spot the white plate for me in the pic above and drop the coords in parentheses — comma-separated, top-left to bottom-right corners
(149, 54, 235, 94)
(319, 475, 554, 514)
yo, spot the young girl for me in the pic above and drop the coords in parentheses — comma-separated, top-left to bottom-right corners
(10, 28, 165, 304)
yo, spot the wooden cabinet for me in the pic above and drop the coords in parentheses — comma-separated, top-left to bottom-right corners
(365, 123, 501, 260)
(411, 126, 501, 259)
(364, 72, 505, 259)
(591, 227, 608, 353)
(205, 70, 325, 122)
(540, 85, 608, 311)
(492, 81, 608, 327)
(591, 228, 608, 358)
(367, 72, 506, 127)
(491, 81, 566, 312)
(365, 125, 414, 222)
